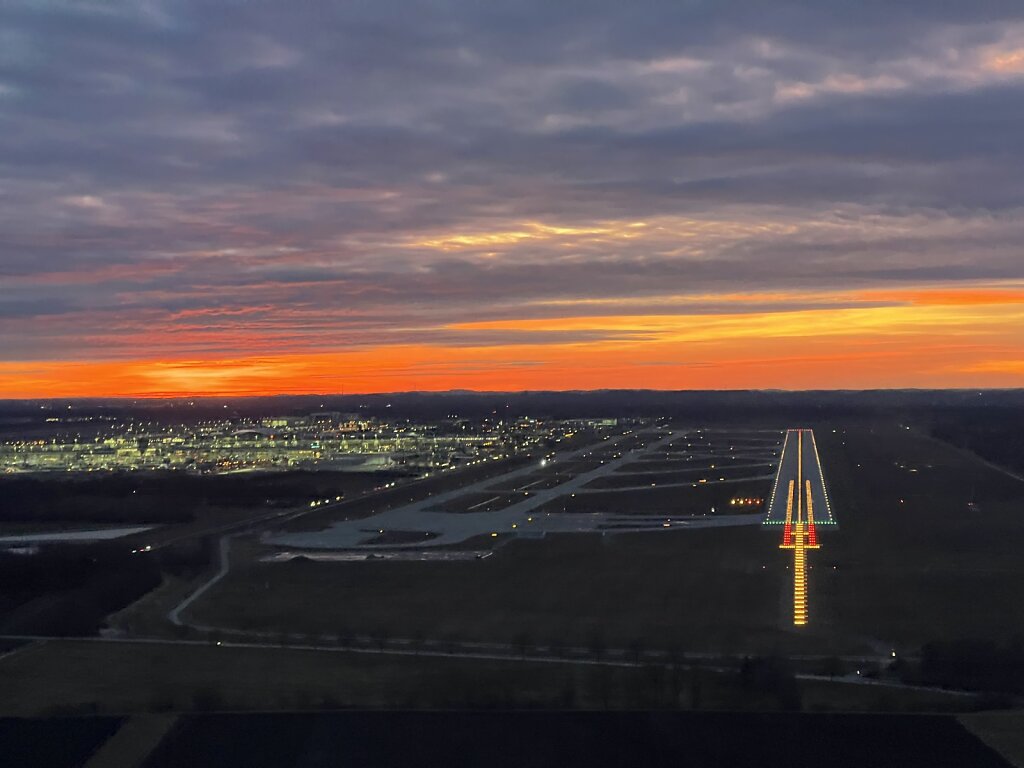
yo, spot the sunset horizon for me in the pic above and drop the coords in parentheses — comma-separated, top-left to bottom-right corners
(3, 2, 1024, 397)
(4, 278, 1024, 398)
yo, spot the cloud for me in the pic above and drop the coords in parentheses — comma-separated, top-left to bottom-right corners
(1, 0, 1024, 390)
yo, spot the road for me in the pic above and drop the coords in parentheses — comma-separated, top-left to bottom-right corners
(168, 535, 232, 627)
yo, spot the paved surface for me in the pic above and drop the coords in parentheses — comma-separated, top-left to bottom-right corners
(168, 535, 232, 627)
(764, 428, 835, 527)
(268, 430, 772, 550)
(0, 525, 155, 544)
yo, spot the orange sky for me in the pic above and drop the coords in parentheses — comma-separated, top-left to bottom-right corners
(6, 5, 1024, 400)
(3, 284, 1022, 398)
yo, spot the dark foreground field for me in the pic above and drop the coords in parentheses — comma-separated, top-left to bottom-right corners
(0, 711, 1016, 768)
(0, 639, 971, 717)
(812, 423, 1024, 648)
(144, 712, 1012, 768)
(190, 527, 792, 653)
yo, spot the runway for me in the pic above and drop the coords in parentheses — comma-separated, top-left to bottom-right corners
(764, 428, 835, 528)
(763, 428, 835, 627)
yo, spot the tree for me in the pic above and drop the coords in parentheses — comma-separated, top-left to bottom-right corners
(690, 667, 704, 710)
(642, 664, 666, 709)
(666, 642, 685, 668)
(627, 638, 645, 665)
(589, 666, 613, 709)
(372, 626, 391, 651)
(513, 631, 532, 659)
(668, 663, 685, 709)
(444, 634, 461, 655)
(558, 673, 577, 708)
(410, 631, 426, 655)
(548, 637, 565, 659)
(822, 655, 845, 680)
(191, 687, 225, 712)
(739, 655, 802, 711)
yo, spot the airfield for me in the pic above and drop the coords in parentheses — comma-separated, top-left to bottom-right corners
(266, 426, 780, 553)
(169, 425, 802, 653)
(159, 418, 1024, 658)
(6, 416, 1024, 725)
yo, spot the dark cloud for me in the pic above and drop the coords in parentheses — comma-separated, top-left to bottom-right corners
(2, 0, 1024, 360)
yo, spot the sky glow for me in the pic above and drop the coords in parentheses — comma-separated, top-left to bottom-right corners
(2, 1, 1023, 396)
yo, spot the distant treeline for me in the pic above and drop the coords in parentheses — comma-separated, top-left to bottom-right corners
(0, 538, 215, 636)
(0, 471, 376, 524)
(6, 389, 1024, 430)
(0, 475, 195, 524)
(929, 407, 1024, 475)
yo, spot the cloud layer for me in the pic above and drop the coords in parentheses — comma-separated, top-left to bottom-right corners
(2, 1, 1024, 395)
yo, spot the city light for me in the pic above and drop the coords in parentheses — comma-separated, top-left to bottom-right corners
(0, 414, 601, 475)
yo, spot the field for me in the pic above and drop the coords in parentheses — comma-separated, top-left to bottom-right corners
(584, 465, 772, 488)
(810, 423, 1024, 648)
(189, 527, 794, 653)
(4, 417, 1024, 729)
(534, 479, 772, 515)
(138, 712, 1012, 768)
(1, 712, 1008, 768)
(181, 421, 1024, 657)
(281, 454, 536, 532)
(0, 639, 972, 716)
(961, 711, 1024, 768)
(0, 715, 123, 768)
(0, 471, 396, 555)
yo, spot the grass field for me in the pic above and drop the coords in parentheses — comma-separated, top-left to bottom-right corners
(139, 711, 1009, 768)
(0, 715, 123, 768)
(534, 479, 773, 515)
(960, 711, 1024, 768)
(190, 526, 808, 654)
(181, 422, 1024, 659)
(0, 639, 768, 714)
(810, 423, 1024, 649)
(281, 454, 540, 532)
(583, 466, 771, 489)
(0, 640, 973, 716)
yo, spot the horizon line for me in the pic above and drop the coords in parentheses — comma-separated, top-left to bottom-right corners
(2, 386, 1022, 404)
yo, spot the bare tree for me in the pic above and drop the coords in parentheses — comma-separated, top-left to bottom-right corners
(372, 626, 391, 651)
(410, 631, 426, 655)
(513, 631, 532, 659)
(627, 638, 644, 665)
(548, 637, 566, 659)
